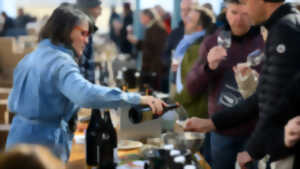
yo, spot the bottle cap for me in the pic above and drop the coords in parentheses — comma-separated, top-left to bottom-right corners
(184, 165, 196, 169)
(170, 150, 181, 156)
(174, 156, 186, 164)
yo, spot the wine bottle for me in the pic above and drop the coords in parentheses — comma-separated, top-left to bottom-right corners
(86, 109, 104, 166)
(128, 103, 179, 124)
(97, 110, 116, 169)
(104, 110, 117, 148)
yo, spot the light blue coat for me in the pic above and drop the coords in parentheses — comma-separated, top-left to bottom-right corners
(6, 39, 141, 162)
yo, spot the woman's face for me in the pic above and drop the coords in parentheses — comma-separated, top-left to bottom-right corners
(70, 21, 89, 56)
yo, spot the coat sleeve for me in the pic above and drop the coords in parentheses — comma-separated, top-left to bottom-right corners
(211, 93, 259, 130)
(185, 37, 215, 96)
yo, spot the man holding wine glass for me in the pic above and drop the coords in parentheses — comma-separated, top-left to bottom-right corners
(184, 0, 264, 169)
(185, 0, 300, 168)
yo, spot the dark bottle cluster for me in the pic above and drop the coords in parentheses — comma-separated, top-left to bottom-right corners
(128, 103, 179, 124)
(85, 109, 117, 169)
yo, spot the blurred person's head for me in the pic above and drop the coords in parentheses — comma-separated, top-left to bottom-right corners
(111, 6, 116, 13)
(185, 6, 215, 34)
(39, 5, 92, 57)
(140, 9, 154, 26)
(0, 144, 65, 169)
(203, 3, 213, 11)
(154, 5, 166, 17)
(17, 8, 25, 17)
(181, 0, 193, 24)
(1, 12, 7, 18)
(238, 0, 284, 25)
(225, 0, 252, 36)
(76, 0, 102, 21)
(123, 2, 132, 16)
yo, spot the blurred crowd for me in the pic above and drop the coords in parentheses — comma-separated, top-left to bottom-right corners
(0, 8, 36, 37)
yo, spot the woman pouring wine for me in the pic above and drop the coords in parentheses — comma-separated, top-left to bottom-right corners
(5, 5, 166, 162)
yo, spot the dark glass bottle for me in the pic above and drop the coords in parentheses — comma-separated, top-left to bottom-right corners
(104, 110, 117, 148)
(96, 110, 117, 169)
(128, 103, 179, 124)
(86, 109, 104, 166)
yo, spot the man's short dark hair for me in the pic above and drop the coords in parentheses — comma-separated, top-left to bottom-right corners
(39, 6, 91, 47)
(141, 9, 154, 20)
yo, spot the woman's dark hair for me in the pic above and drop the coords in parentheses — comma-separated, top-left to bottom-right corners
(197, 10, 213, 30)
(195, 8, 217, 35)
(39, 5, 91, 46)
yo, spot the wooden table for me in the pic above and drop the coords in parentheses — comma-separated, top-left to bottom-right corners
(67, 137, 211, 169)
(68, 110, 211, 169)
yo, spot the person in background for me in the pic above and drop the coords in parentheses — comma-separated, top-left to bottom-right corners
(109, 6, 121, 48)
(203, 3, 214, 12)
(184, 0, 264, 168)
(184, 0, 300, 169)
(174, 5, 216, 165)
(15, 8, 36, 29)
(154, 5, 172, 34)
(0, 12, 15, 36)
(162, 0, 193, 94)
(128, 9, 168, 91)
(120, 2, 133, 56)
(127, 9, 168, 92)
(76, 0, 102, 83)
(295, 3, 300, 11)
(0, 145, 65, 169)
(5, 6, 166, 162)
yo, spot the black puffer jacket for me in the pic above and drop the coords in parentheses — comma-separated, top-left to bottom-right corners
(211, 3, 300, 167)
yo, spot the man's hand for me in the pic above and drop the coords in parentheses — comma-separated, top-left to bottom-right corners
(285, 116, 300, 148)
(184, 117, 216, 133)
(237, 151, 253, 169)
(207, 46, 227, 70)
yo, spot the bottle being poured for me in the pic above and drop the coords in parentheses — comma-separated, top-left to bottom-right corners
(128, 103, 180, 124)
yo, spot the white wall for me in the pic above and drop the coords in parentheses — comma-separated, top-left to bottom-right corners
(0, 0, 17, 17)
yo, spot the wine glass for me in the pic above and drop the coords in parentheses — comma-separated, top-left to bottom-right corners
(246, 49, 265, 67)
(217, 30, 232, 49)
(175, 105, 189, 128)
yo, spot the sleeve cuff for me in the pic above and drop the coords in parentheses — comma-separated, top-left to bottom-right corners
(121, 92, 141, 105)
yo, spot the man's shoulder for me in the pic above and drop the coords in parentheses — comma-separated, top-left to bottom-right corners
(273, 11, 300, 34)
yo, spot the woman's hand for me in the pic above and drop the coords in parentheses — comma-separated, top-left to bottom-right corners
(140, 96, 168, 115)
(184, 117, 216, 133)
(127, 34, 138, 44)
(285, 116, 300, 148)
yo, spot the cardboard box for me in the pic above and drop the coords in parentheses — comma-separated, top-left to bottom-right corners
(0, 36, 36, 83)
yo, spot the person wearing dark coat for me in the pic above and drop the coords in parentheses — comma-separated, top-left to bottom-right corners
(184, 1, 300, 169)
(0, 12, 15, 36)
(128, 9, 168, 92)
(15, 8, 36, 29)
(120, 2, 133, 55)
(76, 0, 102, 83)
(161, 0, 193, 93)
(109, 6, 121, 48)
